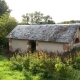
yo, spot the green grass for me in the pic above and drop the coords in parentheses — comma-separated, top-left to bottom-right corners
(0, 55, 25, 80)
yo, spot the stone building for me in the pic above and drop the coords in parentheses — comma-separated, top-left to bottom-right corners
(6, 24, 80, 53)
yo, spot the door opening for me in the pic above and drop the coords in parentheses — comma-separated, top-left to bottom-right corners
(30, 41, 36, 53)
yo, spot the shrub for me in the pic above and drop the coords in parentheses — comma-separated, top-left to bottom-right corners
(72, 54, 80, 70)
(10, 54, 23, 71)
(23, 69, 32, 80)
(29, 56, 55, 80)
(55, 57, 73, 80)
(10, 52, 79, 80)
(23, 56, 30, 70)
(29, 56, 42, 75)
(44, 58, 56, 73)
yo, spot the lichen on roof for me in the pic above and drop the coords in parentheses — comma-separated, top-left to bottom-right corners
(6, 24, 80, 43)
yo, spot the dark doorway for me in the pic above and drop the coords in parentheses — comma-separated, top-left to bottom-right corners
(30, 41, 36, 53)
(75, 38, 79, 43)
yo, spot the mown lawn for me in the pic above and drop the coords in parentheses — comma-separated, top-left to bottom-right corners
(0, 55, 25, 80)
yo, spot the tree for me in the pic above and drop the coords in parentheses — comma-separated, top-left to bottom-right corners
(21, 11, 55, 25)
(47, 20, 55, 24)
(5, 16, 18, 34)
(60, 20, 76, 24)
(29, 13, 34, 24)
(43, 15, 55, 24)
(0, 12, 17, 48)
(0, 0, 17, 51)
(33, 11, 43, 24)
(0, 0, 10, 16)
(22, 13, 30, 24)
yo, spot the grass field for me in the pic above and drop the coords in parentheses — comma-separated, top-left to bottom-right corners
(0, 55, 25, 80)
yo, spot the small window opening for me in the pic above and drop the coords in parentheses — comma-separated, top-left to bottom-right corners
(30, 41, 36, 53)
(75, 38, 79, 43)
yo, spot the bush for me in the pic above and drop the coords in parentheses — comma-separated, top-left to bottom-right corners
(10, 52, 79, 80)
(55, 57, 73, 79)
(72, 54, 80, 70)
(10, 54, 23, 71)
(23, 69, 32, 80)
(29, 56, 43, 75)
(22, 54, 55, 80)
(23, 56, 30, 70)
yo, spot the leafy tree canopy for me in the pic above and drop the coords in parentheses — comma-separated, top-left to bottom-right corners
(59, 20, 77, 24)
(0, 0, 10, 16)
(21, 11, 55, 25)
(0, 12, 17, 48)
(0, 0, 17, 49)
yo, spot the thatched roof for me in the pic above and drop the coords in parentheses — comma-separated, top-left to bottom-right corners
(6, 24, 80, 43)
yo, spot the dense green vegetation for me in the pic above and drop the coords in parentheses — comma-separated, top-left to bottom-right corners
(1, 50, 80, 80)
(0, 12, 17, 53)
(0, 0, 17, 52)
(0, 0, 10, 16)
